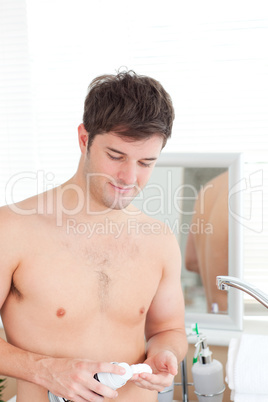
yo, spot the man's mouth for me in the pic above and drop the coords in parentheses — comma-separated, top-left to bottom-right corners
(109, 182, 136, 193)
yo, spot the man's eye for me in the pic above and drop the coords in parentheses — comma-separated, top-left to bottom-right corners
(139, 161, 152, 168)
(107, 153, 122, 161)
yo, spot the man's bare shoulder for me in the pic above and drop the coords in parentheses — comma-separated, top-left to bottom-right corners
(0, 190, 53, 236)
(0, 203, 32, 284)
(133, 210, 179, 248)
(134, 213, 182, 278)
(0, 191, 59, 282)
(0, 203, 25, 229)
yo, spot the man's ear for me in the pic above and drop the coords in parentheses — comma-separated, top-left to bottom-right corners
(78, 124, 88, 154)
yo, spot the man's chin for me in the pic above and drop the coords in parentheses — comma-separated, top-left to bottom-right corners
(110, 201, 132, 211)
(105, 196, 134, 211)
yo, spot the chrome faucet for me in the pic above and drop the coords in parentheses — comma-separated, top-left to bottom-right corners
(216, 276, 268, 309)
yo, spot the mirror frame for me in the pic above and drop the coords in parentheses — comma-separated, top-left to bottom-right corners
(155, 152, 243, 331)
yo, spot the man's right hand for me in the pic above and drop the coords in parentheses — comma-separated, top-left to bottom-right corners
(37, 358, 125, 401)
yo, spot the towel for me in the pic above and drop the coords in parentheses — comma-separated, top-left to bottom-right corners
(226, 337, 240, 394)
(226, 334, 268, 401)
(234, 395, 268, 402)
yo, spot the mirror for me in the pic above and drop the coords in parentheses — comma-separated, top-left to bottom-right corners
(133, 152, 243, 330)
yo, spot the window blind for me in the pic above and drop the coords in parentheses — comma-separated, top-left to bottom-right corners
(0, 0, 34, 205)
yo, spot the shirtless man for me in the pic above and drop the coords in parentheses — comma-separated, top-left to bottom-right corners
(0, 71, 187, 402)
(185, 171, 228, 312)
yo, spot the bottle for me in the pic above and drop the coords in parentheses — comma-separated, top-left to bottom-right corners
(94, 362, 152, 390)
(48, 392, 68, 402)
(158, 381, 174, 402)
(192, 337, 225, 402)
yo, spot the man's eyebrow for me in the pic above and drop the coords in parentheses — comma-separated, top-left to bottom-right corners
(106, 147, 126, 156)
(106, 147, 158, 161)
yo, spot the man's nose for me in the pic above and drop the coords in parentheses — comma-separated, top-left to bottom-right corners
(117, 162, 137, 185)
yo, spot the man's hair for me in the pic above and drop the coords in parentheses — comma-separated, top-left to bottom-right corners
(83, 70, 175, 150)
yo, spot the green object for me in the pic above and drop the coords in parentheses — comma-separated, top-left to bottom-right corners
(0, 377, 6, 402)
(191, 323, 200, 364)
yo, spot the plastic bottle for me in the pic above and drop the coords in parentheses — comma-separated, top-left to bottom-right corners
(94, 362, 132, 390)
(48, 392, 67, 402)
(192, 337, 225, 402)
(94, 362, 152, 390)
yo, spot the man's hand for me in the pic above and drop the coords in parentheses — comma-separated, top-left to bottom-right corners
(37, 357, 125, 401)
(130, 350, 178, 392)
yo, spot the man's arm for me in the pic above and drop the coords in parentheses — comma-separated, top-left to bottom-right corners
(0, 338, 125, 400)
(0, 206, 123, 401)
(132, 230, 188, 391)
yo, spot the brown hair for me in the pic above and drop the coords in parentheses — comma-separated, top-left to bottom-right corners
(83, 70, 175, 150)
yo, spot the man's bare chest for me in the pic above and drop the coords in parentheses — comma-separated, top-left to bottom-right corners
(12, 230, 161, 318)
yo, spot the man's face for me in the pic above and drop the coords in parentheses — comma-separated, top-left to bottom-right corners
(83, 132, 163, 211)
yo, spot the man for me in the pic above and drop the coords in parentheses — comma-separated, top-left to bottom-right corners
(0, 71, 187, 401)
(185, 171, 228, 312)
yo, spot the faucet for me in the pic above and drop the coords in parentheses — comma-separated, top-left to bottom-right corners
(216, 276, 268, 309)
